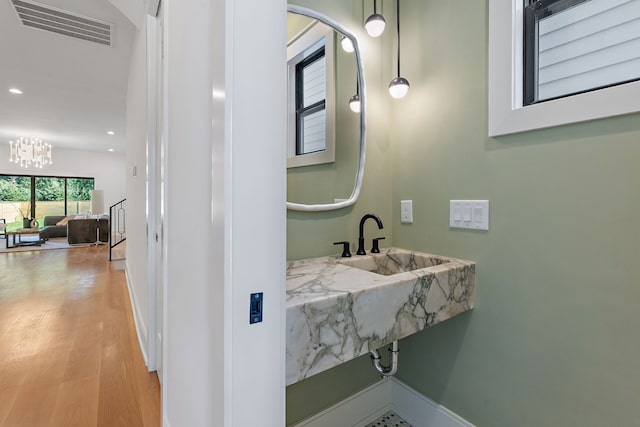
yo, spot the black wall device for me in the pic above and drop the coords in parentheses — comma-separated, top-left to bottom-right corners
(250, 292, 263, 324)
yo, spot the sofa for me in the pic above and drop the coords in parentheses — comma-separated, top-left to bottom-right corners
(40, 215, 109, 244)
(39, 215, 67, 239)
(67, 217, 109, 244)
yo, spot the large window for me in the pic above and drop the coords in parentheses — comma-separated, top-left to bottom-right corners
(0, 174, 94, 231)
(35, 177, 65, 218)
(524, 0, 640, 105)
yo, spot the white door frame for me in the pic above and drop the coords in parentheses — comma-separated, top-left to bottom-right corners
(145, 5, 163, 377)
(157, 0, 286, 425)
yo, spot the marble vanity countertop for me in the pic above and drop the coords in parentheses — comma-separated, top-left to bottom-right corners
(286, 247, 475, 385)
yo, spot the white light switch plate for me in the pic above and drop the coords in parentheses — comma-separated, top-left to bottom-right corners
(449, 200, 489, 230)
(400, 200, 413, 223)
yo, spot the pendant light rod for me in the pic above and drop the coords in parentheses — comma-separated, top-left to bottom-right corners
(388, 0, 409, 99)
(365, 0, 386, 37)
(396, 0, 401, 77)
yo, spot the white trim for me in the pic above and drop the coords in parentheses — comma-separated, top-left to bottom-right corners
(488, 0, 640, 137)
(291, 378, 475, 427)
(390, 378, 474, 427)
(145, 12, 159, 374)
(147, 0, 160, 16)
(124, 264, 149, 367)
(292, 379, 393, 427)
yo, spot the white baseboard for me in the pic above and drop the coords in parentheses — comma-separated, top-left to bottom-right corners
(290, 377, 474, 427)
(292, 379, 393, 427)
(124, 264, 149, 367)
(390, 378, 474, 427)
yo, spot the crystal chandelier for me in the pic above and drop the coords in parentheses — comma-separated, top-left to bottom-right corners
(9, 137, 52, 168)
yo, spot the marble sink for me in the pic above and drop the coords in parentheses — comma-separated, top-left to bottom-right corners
(286, 247, 475, 385)
(336, 251, 450, 276)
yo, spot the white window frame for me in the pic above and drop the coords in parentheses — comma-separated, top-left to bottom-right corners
(287, 22, 335, 168)
(488, 0, 640, 137)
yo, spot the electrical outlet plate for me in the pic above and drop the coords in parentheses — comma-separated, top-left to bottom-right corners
(449, 200, 489, 230)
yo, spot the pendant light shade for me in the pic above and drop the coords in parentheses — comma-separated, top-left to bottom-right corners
(388, 77, 410, 99)
(340, 35, 354, 53)
(364, 0, 386, 37)
(349, 94, 361, 113)
(389, 0, 409, 98)
(349, 78, 361, 113)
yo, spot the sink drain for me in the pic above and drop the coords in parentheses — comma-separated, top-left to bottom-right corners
(365, 410, 412, 427)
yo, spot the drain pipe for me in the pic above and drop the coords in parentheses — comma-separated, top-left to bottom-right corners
(370, 341, 399, 377)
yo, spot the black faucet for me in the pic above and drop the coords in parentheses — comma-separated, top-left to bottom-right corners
(357, 214, 384, 255)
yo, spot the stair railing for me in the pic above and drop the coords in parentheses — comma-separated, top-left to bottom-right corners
(109, 198, 126, 260)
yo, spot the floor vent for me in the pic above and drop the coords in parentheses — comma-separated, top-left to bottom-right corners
(365, 411, 413, 427)
(11, 0, 113, 46)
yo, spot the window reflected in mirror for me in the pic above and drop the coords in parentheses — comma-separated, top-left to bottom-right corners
(287, 20, 335, 168)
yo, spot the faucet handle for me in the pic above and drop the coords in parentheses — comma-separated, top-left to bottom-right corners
(333, 241, 352, 258)
(371, 237, 386, 253)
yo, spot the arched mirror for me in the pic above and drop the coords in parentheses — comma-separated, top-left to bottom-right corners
(286, 5, 366, 212)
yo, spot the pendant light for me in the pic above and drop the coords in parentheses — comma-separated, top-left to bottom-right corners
(388, 0, 409, 99)
(349, 79, 361, 113)
(341, 35, 354, 53)
(364, 0, 386, 37)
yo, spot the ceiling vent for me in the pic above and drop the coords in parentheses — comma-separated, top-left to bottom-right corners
(11, 0, 113, 47)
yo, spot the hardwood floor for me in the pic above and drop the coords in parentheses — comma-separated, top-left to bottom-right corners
(0, 245, 160, 427)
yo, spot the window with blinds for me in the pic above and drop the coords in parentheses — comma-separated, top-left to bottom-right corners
(524, 0, 640, 105)
(296, 43, 326, 155)
(286, 22, 335, 168)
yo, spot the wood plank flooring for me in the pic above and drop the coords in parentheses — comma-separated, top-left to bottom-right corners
(0, 245, 160, 427)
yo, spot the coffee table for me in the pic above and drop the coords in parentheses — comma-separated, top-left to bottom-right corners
(6, 228, 45, 249)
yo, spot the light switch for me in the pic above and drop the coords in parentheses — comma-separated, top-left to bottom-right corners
(449, 200, 489, 230)
(453, 206, 461, 221)
(462, 206, 472, 222)
(473, 206, 483, 223)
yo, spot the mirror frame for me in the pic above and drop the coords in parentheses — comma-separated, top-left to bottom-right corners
(286, 5, 367, 212)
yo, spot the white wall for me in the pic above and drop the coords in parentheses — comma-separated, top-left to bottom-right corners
(163, 0, 286, 425)
(0, 146, 125, 210)
(125, 16, 150, 361)
(163, 0, 215, 423)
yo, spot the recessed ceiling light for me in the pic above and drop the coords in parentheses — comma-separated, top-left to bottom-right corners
(108, 148, 114, 152)
(107, 131, 115, 135)
(9, 88, 23, 94)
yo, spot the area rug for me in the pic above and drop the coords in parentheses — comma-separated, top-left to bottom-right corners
(0, 237, 95, 254)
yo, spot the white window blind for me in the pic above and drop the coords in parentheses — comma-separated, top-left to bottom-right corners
(301, 110, 326, 154)
(537, 0, 640, 101)
(302, 56, 326, 107)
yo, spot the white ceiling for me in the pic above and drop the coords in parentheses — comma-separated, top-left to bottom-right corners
(0, 0, 136, 154)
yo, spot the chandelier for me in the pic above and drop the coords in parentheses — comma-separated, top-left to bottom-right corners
(9, 137, 52, 168)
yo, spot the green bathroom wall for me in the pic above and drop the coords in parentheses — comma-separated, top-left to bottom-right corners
(292, 0, 640, 425)
(389, 1, 640, 426)
(287, 0, 640, 427)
